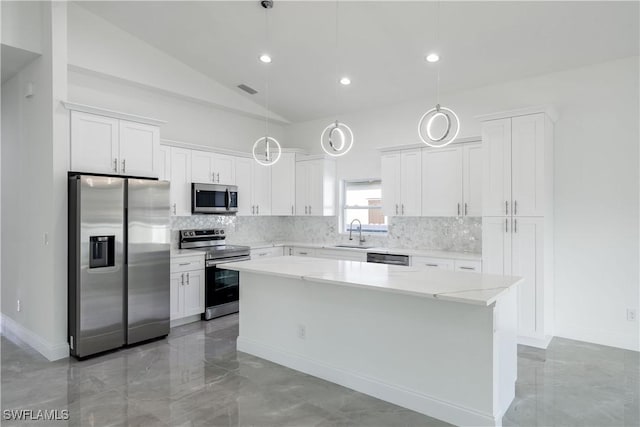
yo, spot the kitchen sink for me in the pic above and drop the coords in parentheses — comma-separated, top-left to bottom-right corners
(333, 244, 375, 250)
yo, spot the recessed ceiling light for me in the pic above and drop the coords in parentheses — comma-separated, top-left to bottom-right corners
(426, 53, 440, 63)
(339, 77, 351, 85)
(259, 54, 272, 63)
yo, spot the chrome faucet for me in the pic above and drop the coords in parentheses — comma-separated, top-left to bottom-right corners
(349, 219, 366, 245)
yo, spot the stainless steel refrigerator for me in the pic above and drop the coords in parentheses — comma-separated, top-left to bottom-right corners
(68, 174, 170, 358)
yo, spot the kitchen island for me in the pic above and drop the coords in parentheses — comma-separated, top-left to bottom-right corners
(221, 256, 522, 426)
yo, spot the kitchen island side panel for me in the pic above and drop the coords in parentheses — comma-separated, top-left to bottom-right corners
(237, 272, 515, 426)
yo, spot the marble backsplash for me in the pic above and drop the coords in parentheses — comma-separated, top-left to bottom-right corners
(171, 215, 481, 253)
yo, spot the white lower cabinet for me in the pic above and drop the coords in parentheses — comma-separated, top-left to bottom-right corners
(170, 256, 205, 321)
(250, 247, 284, 258)
(292, 247, 316, 257)
(315, 249, 367, 262)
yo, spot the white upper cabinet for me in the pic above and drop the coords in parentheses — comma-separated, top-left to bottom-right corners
(157, 145, 171, 181)
(235, 157, 271, 216)
(118, 121, 159, 177)
(271, 153, 296, 216)
(511, 114, 545, 217)
(421, 147, 463, 217)
(482, 118, 512, 217)
(70, 111, 119, 175)
(381, 149, 421, 216)
(70, 110, 160, 178)
(169, 147, 192, 216)
(295, 157, 336, 216)
(191, 151, 236, 185)
(462, 143, 483, 217)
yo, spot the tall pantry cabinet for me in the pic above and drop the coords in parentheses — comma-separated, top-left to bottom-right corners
(480, 108, 555, 349)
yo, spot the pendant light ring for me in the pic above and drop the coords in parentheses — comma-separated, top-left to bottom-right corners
(418, 105, 460, 148)
(320, 121, 354, 157)
(253, 136, 282, 166)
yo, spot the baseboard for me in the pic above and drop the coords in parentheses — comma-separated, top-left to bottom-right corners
(170, 314, 201, 328)
(517, 334, 553, 349)
(0, 314, 69, 361)
(237, 337, 500, 427)
(554, 328, 639, 352)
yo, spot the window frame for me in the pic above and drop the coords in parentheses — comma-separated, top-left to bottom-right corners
(340, 178, 388, 235)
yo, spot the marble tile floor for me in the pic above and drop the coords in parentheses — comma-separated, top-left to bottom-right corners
(1, 314, 638, 427)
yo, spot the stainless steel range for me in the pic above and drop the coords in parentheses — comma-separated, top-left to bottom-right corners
(179, 229, 250, 320)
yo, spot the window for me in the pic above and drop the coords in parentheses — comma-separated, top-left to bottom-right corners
(341, 180, 388, 234)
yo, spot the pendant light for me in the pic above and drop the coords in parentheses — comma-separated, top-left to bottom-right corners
(320, 0, 354, 157)
(418, 1, 460, 148)
(253, 0, 282, 166)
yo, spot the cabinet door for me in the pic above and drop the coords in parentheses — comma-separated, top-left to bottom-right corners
(381, 153, 401, 216)
(157, 145, 171, 181)
(252, 162, 272, 215)
(463, 143, 483, 217)
(191, 150, 214, 184)
(295, 161, 309, 215)
(70, 111, 119, 174)
(293, 247, 316, 257)
(400, 149, 422, 216)
(118, 121, 159, 178)
(482, 217, 512, 276)
(271, 153, 296, 216)
(170, 272, 183, 320)
(235, 157, 253, 216)
(213, 154, 236, 185)
(182, 270, 204, 317)
(512, 114, 545, 217)
(421, 147, 462, 216)
(482, 119, 512, 216)
(170, 147, 192, 216)
(511, 217, 544, 338)
(307, 160, 324, 216)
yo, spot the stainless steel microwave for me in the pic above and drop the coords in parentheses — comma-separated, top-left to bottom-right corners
(192, 183, 238, 214)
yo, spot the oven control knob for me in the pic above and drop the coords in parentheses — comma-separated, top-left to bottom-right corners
(214, 230, 219, 235)
(190, 231, 195, 236)
(220, 230, 225, 235)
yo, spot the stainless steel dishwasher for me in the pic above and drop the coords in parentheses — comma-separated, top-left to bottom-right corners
(366, 252, 410, 266)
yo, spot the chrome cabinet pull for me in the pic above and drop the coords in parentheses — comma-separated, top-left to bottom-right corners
(464, 203, 468, 216)
(425, 263, 439, 267)
(122, 159, 126, 174)
(505, 201, 509, 215)
(457, 203, 461, 216)
(251, 205, 254, 215)
(514, 218, 517, 233)
(186, 272, 190, 285)
(256, 205, 260, 215)
(113, 158, 118, 173)
(181, 273, 184, 286)
(395, 204, 398, 215)
(289, 248, 293, 255)
(291, 205, 294, 215)
(299, 252, 308, 255)
(211, 172, 215, 182)
(459, 266, 475, 270)
(259, 253, 267, 257)
(217, 173, 220, 183)
(505, 218, 508, 233)
(402, 204, 405, 215)
(179, 262, 190, 266)
(304, 206, 307, 214)
(172, 203, 177, 215)
(309, 205, 312, 215)
(514, 200, 518, 215)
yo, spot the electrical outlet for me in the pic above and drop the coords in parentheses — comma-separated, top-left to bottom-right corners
(16, 299, 21, 312)
(297, 324, 306, 339)
(627, 309, 637, 322)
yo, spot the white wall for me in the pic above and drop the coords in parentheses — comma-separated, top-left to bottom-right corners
(1, 2, 68, 360)
(67, 3, 288, 126)
(1, 1, 42, 53)
(285, 57, 640, 351)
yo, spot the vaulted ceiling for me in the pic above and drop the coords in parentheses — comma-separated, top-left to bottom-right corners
(79, 1, 639, 123)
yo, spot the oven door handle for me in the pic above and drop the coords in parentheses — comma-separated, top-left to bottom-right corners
(206, 256, 251, 268)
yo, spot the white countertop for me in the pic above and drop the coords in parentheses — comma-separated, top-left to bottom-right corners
(221, 256, 520, 306)
(170, 248, 208, 258)
(243, 241, 481, 261)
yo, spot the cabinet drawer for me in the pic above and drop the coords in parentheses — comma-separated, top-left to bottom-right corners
(454, 260, 482, 273)
(171, 256, 205, 273)
(412, 256, 454, 270)
(292, 247, 316, 257)
(251, 247, 284, 258)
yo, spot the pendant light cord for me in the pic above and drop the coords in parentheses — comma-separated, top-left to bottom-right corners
(264, 6, 270, 138)
(335, 0, 340, 116)
(436, 0, 440, 106)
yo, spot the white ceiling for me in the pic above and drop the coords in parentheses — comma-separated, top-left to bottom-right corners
(79, 1, 639, 123)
